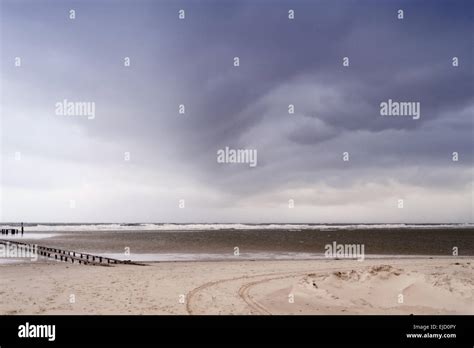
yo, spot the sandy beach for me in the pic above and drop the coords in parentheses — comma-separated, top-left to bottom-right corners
(1, 258, 472, 315)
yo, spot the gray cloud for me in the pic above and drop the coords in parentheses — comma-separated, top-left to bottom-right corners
(1, 0, 473, 222)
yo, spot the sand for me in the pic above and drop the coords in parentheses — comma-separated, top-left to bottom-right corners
(0, 258, 472, 315)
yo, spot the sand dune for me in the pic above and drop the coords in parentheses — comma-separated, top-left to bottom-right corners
(0, 258, 472, 315)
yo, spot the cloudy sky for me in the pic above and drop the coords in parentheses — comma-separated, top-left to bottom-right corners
(1, 0, 472, 223)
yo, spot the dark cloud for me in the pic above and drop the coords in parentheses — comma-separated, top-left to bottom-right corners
(1, 0, 472, 222)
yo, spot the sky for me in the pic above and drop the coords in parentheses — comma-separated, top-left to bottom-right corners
(0, 0, 473, 223)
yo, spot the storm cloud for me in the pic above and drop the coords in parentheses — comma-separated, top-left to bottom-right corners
(1, 0, 472, 222)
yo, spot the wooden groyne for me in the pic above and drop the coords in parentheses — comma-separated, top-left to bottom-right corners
(1, 228, 20, 235)
(0, 239, 145, 267)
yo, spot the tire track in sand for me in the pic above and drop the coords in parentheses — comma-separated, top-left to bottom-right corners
(186, 264, 371, 315)
(186, 270, 299, 314)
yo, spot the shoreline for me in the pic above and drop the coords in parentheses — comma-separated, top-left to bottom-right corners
(2, 254, 473, 265)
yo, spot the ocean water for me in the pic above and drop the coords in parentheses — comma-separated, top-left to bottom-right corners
(1, 223, 473, 263)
